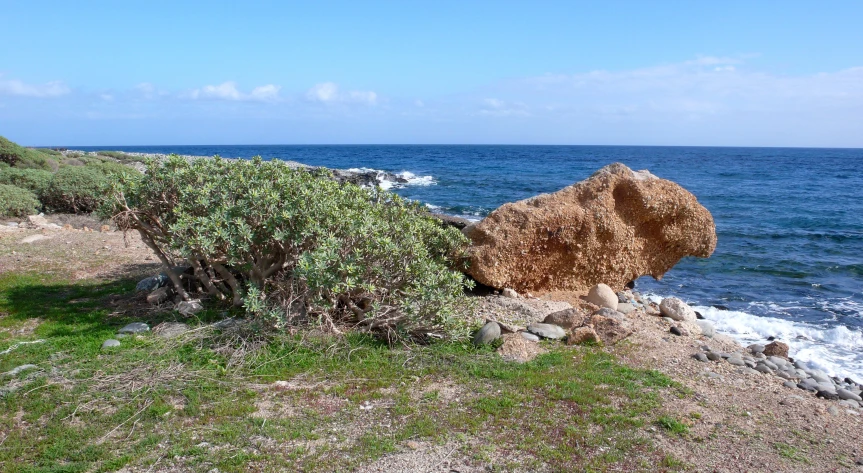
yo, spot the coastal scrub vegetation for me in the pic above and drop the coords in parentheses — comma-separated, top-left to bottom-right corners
(104, 155, 474, 342)
(0, 183, 40, 217)
(0, 135, 141, 217)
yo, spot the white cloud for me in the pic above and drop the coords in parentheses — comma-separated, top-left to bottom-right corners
(0, 76, 69, 97)
(306, 82, 378, 105)
(187, 81, 281, 102)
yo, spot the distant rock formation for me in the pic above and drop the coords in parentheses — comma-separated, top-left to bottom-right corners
(463, 163, 717, 292)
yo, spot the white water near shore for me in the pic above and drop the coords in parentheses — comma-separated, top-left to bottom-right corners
(646, 293, 863, 381)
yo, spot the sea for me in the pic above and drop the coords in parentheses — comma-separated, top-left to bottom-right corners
(76, 145, 863, 380)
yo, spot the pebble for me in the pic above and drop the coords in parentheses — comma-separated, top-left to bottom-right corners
(102, 339, 121, 349)
(118, 322, 150, 334)
(827, 405, 840, 415)
(502, 288, 519, 299)
(519, 331, 540, 342)
(837, 388, 863, 402)
(473, 322, 501, 346)
(669, 326, 684, 336)
(706, 352, 721, 361)
(693, 353, 709, 362)
(526, 323, 566, 340)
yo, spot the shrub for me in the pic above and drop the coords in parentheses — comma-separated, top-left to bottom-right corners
(43, 166, 108, 213)
(0, 184, 40, 217)
(104, 156, 472, 342)
(97, 151, 144, 163)
(0, 136, 57, 170)
(0, 168, 53, 197)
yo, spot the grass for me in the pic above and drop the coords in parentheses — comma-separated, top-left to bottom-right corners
(0, 269, 689, 471)
(656, 415, 690, 436)
(773, 442, 812, 465)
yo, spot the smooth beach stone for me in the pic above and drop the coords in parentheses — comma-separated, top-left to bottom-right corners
(761, 359, 778, 370)
(838, 389, 863, 402)
(520, 331, 540, 342)
(783, 381, 798, 389)
(473, 322, 501, 346)
(727, 357, 746, 367)
(586, 284, 618, 310)
(816, 382, 837, 393)
(501, 288, 519, 299)
(809, 372, 832, 384)
(747, 344, 765, 354)
(693, 353, 709, 362)
(118, 322, 150, 334)
(741, 367, 761, 376)
(817, 390, 840, 401)
(706, 352, 722, 361)
(695, 320, 715, 338)
(526, 323, 566, 340)
(776, 371, 795, 380)
(768, 356, 788, 367)
(102, 339, 121, 349)
(617, 303, 636, 315)
(754, 364, 773, 374)
(669, 326, 684, 336)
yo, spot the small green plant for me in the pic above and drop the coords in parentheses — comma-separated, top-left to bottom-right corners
(104, 155, 472, 342)
(0, 183, 40, 217)
(656, 415, 689, 435)
(774, 442, 811, 464)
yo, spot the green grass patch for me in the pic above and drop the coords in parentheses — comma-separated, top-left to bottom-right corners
(0, 270, 684, 471)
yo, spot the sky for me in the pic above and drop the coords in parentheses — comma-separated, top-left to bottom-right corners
(1, 0, 862, 147)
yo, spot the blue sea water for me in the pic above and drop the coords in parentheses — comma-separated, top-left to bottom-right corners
(78, 145, 863, 379)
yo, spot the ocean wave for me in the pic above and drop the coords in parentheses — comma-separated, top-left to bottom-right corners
(346, 167, 436, 190)
(645, 294, 863, 380)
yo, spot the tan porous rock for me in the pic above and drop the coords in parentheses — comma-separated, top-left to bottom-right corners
(567, 326, 600, 346)
(497, 333, 546, 363)
(588, 314, 634, 345)
(586, 283, 618, 310)
(464, 163, 717, 292)
(763, 341, 790, 359)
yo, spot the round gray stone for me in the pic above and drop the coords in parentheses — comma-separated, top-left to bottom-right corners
(747, 344, 765, 354)
(526, 323, 566, 340)
(520, 331, 540, 342)
(473, 322, 501, 346)
(727, 357, 746, 367)
(706, 352, 722, 361)
(783, 381, 798, 389)
(809, 371, 832, 384)
(754, 364, 774, 374)
(102, 339, 121, 349)
(593, 308, 625, 321)
(693, 353, 709, 362)
(837, 388, 863, 402)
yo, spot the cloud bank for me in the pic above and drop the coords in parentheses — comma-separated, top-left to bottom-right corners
(0, 76, 70, 97)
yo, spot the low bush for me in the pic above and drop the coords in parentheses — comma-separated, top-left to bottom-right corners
(97, 150, 144, 162)
(43, 166, 109, 213)
(105, 155, 472, 342)
(0, 184, 40, 217)
(0, 167, 53, 197)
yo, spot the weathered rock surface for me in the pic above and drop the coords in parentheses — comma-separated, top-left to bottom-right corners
(541, 308, 586, 330)
(567, 326, 600, 345)
(660, 297, 697, 322)
(497, 333, 546, 363)
(463, 163, 716, 291)
(588, 314, 633, 345)
(176, 300, 204, 316)
(763, 341, 789, 358)
(118, 322, 150, 334)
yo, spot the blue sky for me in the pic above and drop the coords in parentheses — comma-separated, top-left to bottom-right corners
(1, 0, 862, 146)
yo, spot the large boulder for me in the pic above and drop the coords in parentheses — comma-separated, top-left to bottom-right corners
(463, 163, 716, 292)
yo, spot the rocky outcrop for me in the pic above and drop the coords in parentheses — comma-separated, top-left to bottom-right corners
(463, 163, 717, 292)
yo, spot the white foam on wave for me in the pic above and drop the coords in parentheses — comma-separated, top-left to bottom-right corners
(645, 294, 863, 380)
(345, 168, 436, 189)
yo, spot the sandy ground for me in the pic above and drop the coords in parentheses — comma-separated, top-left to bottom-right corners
(2, 215, 862, 472)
